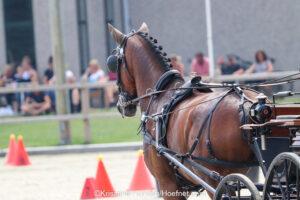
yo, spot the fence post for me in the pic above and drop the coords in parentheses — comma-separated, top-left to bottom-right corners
(81, 82, 91, 143)
(49, 0, 71, 144)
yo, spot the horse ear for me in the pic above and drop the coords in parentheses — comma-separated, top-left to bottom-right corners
(138, 22, 149, 33)
(107, 23, 125, 45)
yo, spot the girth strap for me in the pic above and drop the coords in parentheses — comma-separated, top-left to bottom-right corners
(188, 89, 233, 157)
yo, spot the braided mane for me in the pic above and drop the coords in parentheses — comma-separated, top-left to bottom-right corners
(137, 32, 172, 72)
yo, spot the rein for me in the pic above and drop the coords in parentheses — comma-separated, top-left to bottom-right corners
(119, 72, 300, 108)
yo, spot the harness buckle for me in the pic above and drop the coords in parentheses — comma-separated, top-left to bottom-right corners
(141, 112, 147, 123)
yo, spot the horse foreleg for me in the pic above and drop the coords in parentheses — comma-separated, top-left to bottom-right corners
(156, 176, 188, 200)
(144, 146, 188, 200)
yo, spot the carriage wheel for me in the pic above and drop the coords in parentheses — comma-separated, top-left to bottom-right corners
(263, 152, 300, 200)
(214, 173, 261, 200)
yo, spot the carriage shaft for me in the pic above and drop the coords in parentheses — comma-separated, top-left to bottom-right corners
(162, 151, 216, 194)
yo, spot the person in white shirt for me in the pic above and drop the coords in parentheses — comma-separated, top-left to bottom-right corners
(82, 59, 117, 108)
(82, 59, 107, 83)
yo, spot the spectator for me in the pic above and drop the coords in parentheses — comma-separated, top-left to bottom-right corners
(82, 59, 117, 108)
(66, 70, 81, 113)
(217, 55, 244, 75)
(0, 64, 15, 85)
(15, 56, 38, 83)
(43, 56, 54, 84)
(246, 50, 273, 73)
(190, 52, 210, 76)
(170, 54, 184, 76)
(82, 59, 107, 83)
(43, 56, 56, 109)
(0, 65, 18, 112)
(21, 89, 52, 115)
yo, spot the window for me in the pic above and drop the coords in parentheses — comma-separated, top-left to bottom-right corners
(3, 0, 35, 66)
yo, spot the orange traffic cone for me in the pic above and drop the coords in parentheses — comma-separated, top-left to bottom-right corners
(13, 135, 31, 166)
(128, 150, 154, 191)
(80, 177, 96, 199)
(5, 134, 16, 165)
(94, 155, 116, 198)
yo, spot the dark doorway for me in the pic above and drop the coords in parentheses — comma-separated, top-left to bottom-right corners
(3, 0, 35, 67)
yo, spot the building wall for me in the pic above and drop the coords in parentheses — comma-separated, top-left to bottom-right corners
(128, 0, 300, 73)
(60, 0, 80, 77)
(86, 0, 126, 69)
(129, 0, 207, 75)
(2, 1, 300, 76)
(212, 0, 300, 71)
(33, 0, 81, 77)
(86, 0, 107, 68)
(0, 0, 6, 68)
(32, 0, 52, 76)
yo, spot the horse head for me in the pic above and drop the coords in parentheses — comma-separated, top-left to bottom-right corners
(107, 23, 149, 117)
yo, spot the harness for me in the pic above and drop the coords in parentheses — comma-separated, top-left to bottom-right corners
(106, 29, 259, 192)
(142, 86, 257, 166)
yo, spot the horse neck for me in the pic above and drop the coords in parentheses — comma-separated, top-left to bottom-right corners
(129, 41, 169, 111)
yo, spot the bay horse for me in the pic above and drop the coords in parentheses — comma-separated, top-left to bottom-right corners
(107, 23, 259, 199)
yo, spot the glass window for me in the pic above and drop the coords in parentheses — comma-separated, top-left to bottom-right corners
(3, 0, 35, 67)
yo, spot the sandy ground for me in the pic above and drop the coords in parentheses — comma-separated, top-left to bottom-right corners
(0, 151, 210, 200)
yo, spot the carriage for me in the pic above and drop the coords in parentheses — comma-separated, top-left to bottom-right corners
(106, 23, 300, 199)
(156, 91, 300, 199)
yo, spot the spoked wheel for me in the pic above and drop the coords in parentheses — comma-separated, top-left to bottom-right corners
(214, 173, 261, 200)
(263, 152, 300, 200)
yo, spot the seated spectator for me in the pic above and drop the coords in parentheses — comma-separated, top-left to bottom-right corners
(66, 70, 81, 113)
(21, 89, 52, 115)
(43, 56, 54, 84)
(217, 55, 244, 75)
(82, 59, 107, 83)
(0, 64, 15, 85)
(0, 65, 18, 113)
(43, 56, 56, 110)
(170, 54, 184, 76)
(190, 52, 209, 76)
(246, 50, 273, 73)
(82, 59, 117, 108)
(15, 56, 38, 83)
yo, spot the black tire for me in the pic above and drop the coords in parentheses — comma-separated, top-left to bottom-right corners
(214, 173, 261, 200)
(263, 152, 300, 200)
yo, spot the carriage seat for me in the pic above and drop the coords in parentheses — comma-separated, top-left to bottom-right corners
(276, 115, 300, 120)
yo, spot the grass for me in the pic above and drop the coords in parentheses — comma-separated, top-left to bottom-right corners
(275, 97, 300, 104)
(0, 112, 142, 148)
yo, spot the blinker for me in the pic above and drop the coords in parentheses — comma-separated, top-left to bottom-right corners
(106, 55, 119, 72)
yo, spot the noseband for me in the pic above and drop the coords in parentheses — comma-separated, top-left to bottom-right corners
(106, 31, 138, 110)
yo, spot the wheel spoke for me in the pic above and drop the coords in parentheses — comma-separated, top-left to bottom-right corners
(297, 168, 299, 199)
(215, 174, 260, 200)
(284, 160, 290, 200)
(274, 166, 287, 200)
(237, 180, 241, 199)
(224, 183, 232, 199)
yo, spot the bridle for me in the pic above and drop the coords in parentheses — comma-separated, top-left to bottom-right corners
(106, 30, 138, 114)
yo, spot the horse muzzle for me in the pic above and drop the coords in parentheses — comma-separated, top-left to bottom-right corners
(117, 93, 137, 117)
